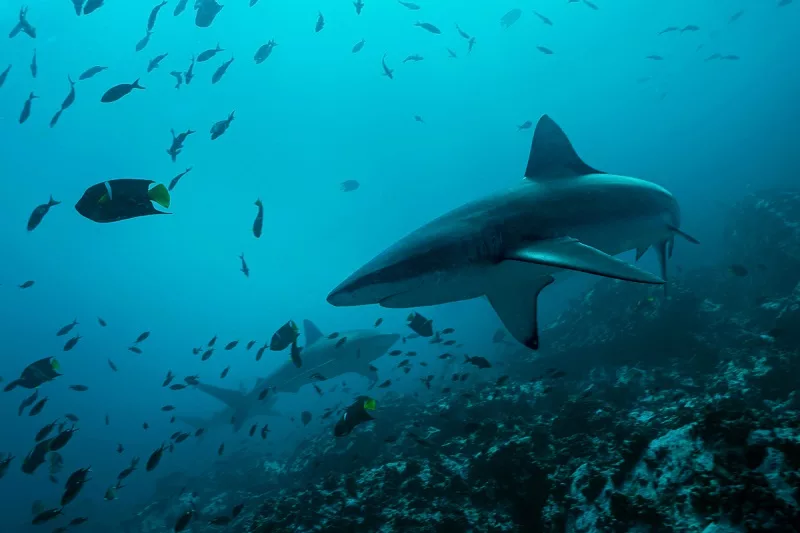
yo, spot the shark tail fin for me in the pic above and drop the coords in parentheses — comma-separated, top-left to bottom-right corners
(303, 319, 324, 346)
(524, 115, 604, 180)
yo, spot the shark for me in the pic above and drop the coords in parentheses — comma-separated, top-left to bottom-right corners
(266, 319, 400, 392)
(181, 320, 400, 431)
(327, 115, 698, 350)
(178, 380, 281, 432)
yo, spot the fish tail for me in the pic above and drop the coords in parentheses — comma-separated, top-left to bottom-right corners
(132, 79, 145, 90)
(255, 198, 262, 207)
(147, 183, 170, 208)
(48, 195, 61, 207)
(3, 380, 20, 392)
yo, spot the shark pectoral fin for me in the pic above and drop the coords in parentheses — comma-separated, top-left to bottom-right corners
(635, 245, 649, 261)
(507, 238, 665, 284)
(303, 319, 324, 347)
(195, 383, 247, 410)
(487, 275, 554, 350)
(667, 224, 699, 245)
(524, 115, 604, 180)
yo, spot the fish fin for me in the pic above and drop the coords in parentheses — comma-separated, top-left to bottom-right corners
(667, 224, 699, 244)
(635, 245, 649, 261)
(303, 319, 324, 347)
(148, 184, 170, 208)
(655, 240, 669, 296)
(486, 275, 554, 350)
(194, 383, 247, 410)
(507, 238, 665, 284)
(524, 115, 604, 180)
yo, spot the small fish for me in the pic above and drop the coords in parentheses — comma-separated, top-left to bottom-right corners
(415, 22, 441, 34)
(381, 54, 394, 79)
(147, 1, 168, 32)
(582, 0, 598, 10)
(378, 380, 391, 388)
(397, 1, 420, 10)
(79, 65, 107, 80)
(646, 55, 664, 61)
(198, 43, 224, 62)
(201, 348, 214, 361)
(170, 70, 183, 89)
(135, 331, 150, 343)
(464, 355, 491, 369)
(211, 111, 235, 139)
(315, 12, 324, 32)
(63, 335, 81, 351)
(446, 48, 457, 58)
(27, 196, 61, 231)
(224, 340, 238, 350)
(108, 359, 117, 372)
(374, 318, 383, 327)
(19, 280, 35, 289)
(220, 366, 230, 379)
(174, 0, 189, 15)
(500, 8, 522, 28)
(69, 385, 89, 392)
(101, 80, 144, 103)
(30, 48, 37, 78)
(218, 443, 224, 455)
(135, 30, 153, 52)
(211, 57, 234, 84)
(161, 405, 176, 412)
(97, 317, 107, 327)
(168, 167, 192, 191)
(0, 64, 11, 88)
(341, 180, 360, 192)
(403, 54, 424, 63)
(680, 25, 699, 33)
(536, 46, 553, 55)
(254, 40, 278, 63)
(19, 92, 38, 124)
(184, 55, 195, 84)
(721, 54, 740, 61)
(729, 10, 744, 23)
(128, 346, 142, 354)
(253, 199, 264, 238)
(335, 337, 347, 349)
(239, 253, 249, 277)
(147, 52, 168, 72)
(352, 39, 365, 53)
(533, 11, 552, 26)
(29, 397, 48, 416)
(290, 340, 303, 368)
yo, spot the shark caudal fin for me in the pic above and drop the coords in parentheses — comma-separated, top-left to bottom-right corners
(303, 319, 324, 347)
(524, 115, 604, 180)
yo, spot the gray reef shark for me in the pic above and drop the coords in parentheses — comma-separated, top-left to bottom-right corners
(179, 379, 280, 432)
(327, 115, 698, 350)
(181, 320, 399, 431)
(266, 319, 400, 391)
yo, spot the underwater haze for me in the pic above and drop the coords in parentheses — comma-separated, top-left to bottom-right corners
(1, 0, 799, 531)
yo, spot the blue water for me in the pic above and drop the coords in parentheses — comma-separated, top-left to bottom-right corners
(1, 0, 798, 529)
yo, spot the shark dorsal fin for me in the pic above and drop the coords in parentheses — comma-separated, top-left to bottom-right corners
(524, 115, 604, 180)
(303, 319, 324, 347)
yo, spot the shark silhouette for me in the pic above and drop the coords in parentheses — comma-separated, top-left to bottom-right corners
(181, 320, 399, 431)
(327, 115, 698, 349)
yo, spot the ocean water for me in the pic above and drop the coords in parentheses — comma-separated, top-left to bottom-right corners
(1, 0, 798, 531)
